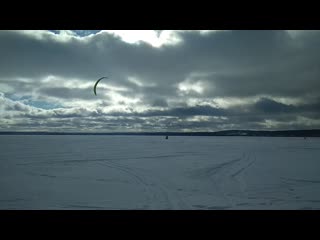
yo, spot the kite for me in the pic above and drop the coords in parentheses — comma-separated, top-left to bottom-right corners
(93, 77, 108, 96)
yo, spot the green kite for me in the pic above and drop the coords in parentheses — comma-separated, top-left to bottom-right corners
(93, 77, 108, 96)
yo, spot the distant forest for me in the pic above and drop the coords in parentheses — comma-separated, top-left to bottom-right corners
(1, 130, 320, 137)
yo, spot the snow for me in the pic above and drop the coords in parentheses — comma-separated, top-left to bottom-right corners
(0, 135, 320, 209)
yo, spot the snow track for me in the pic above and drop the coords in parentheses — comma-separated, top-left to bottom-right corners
(1, 135, 320, 209)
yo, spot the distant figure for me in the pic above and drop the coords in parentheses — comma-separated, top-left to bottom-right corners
(304, 137, 307, 140)
(165, 135, 168, 139)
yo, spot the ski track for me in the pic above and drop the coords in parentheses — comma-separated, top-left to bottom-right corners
(16, 154, 194, 166)
(23, 153, 257, 209)
(189, 152, 257, 208)
(99, 160, 190, 210)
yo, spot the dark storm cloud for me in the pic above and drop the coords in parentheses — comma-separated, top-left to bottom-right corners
(139, 105, 227, 117)
(250, 97, 320, 118)
(151, 98, 168, 107)
(0, 31, 114, 80)
(171, 31, 320, 98)
(252, 98, 296, 113)
(0, 31, 159, 83)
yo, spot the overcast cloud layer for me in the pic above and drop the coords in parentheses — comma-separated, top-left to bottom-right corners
(1, 30, 320, 132)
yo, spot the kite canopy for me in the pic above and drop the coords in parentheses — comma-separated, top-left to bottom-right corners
(93, 77, 108, 96)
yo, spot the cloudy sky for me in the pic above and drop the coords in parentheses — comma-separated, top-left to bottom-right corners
(1, 30, 320, 132)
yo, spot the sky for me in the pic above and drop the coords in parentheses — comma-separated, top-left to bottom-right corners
(1, 30, 320, 132)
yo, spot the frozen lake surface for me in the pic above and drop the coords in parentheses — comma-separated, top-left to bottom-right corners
(1, 135, 320, 210)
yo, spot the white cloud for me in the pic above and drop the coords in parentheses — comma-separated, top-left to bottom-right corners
(100, 30, 183, 47)
(127, 76, 157, 87)
(9, 30, 83, 42)
(178, 80, 205, 95)
(286, 30, 320, 38)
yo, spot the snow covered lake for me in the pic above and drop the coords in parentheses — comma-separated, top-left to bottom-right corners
(1, 135, 320, 210)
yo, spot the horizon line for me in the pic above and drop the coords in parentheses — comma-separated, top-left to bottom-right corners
(1, 129, 320, 135)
